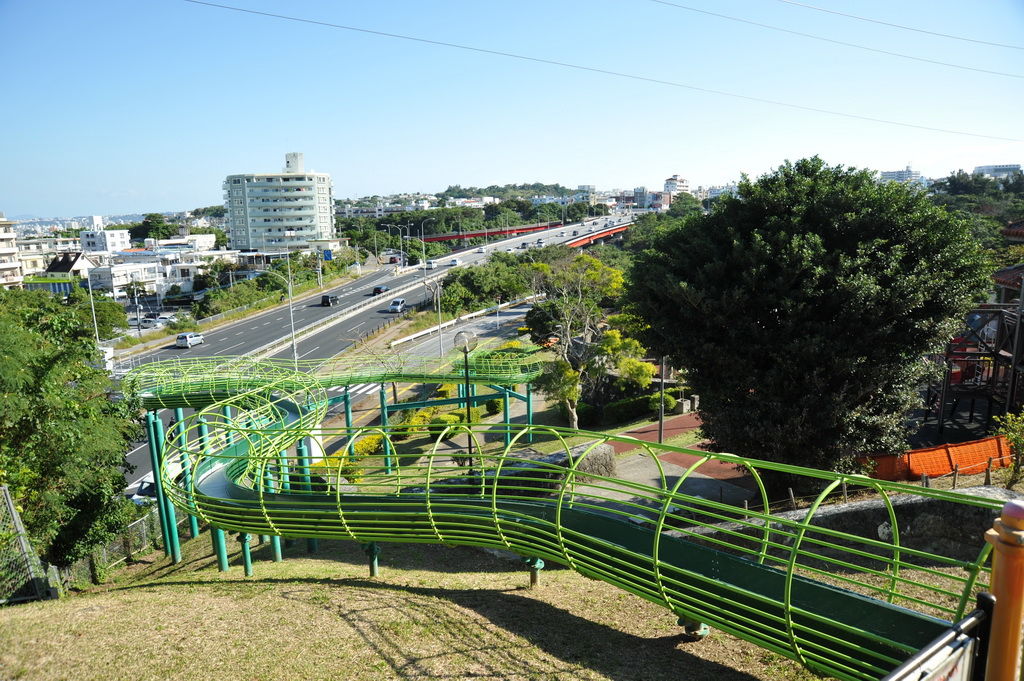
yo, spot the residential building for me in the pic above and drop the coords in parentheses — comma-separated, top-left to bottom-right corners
(973, 164, 1021, 179)
(23, 252, 98, 296)
(225, 152, 334, 252)
(80, 228, 131, 252)
(16, 234, 79, 277)
(879, 165, 925, 185)
(0, 213, 24, 289)
(664, 175, 690, 195)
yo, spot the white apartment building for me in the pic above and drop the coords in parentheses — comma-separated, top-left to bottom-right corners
(80, 228, 131, 253)
(664, 175, 690, 195)
(0, 213, 23, 289)
(879, 165, 925, 185)
(225, 152, 334, 252)
(974, 164, 1021, 179)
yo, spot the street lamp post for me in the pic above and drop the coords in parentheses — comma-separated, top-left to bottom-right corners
(259, 267, 298, 369)
(85, 269, 101, 344)
(419, 217, 435, 287)
(424, 279, 444, 358)
(453, 330, 479, 468)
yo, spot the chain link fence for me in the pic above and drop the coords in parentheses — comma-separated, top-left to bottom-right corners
(0, 486, 49, 605)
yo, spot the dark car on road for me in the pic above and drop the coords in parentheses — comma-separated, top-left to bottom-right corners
(372, 285, 390, 296)
(321, 294, 341, 307)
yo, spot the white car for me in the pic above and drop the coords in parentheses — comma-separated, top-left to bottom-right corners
(128, 473, 157, 506)
(449, 258, 461, 266)
(176, 332, 205, 348)
(387, 298, 406, 313)
(476, 246, 486, 253)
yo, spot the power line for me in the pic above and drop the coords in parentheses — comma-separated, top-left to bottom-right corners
(181, 0, 1021, 142)
(647, 0, 1023, 79)
(774, 0, 1024, 51)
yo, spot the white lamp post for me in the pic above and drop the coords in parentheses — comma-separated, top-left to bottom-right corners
(453, 330, 479, 467)
(258, 267, 298, 369)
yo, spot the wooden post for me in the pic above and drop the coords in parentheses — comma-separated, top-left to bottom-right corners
(984, 500, 1024, 681)
(922, 474, 930, 488)
(841, 480, 848, 504)
(952, 464, 959, 489)
(788, 488, 797, 510)
(987, 458, 994, 486)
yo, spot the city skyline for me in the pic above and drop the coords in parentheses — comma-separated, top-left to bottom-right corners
(1, 0, 1021, 217)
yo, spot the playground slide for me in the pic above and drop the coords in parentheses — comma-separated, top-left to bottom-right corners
(127, 356, 1002, 681)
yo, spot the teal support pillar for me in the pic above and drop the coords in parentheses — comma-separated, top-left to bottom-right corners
(179, 409, 200, 539)
(144, 412, 171, 557)
(363, 542, 381, 578)
(212, 527, 229, 572)
(240, 533, 253, 577)
(523, 556, 544, 588)
(526, 383, 534, 443)
(153, 416, 182, 564)
(379, 384, 392, 474)
(263, 461, 282, 562)
(678, 616, 710, 639)
(221, 405, 233, 445)
(502, 388, 511, 448)
(343, 387, 352, 431)
(307, 537, 319, 554)
(295, 437, 311, 492)
(278, 449, 291, 493)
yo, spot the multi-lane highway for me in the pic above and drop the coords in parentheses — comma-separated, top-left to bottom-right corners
(120, 215, 632, 491)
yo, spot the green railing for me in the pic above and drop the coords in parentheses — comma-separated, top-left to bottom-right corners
(126, 357, 1001, 681)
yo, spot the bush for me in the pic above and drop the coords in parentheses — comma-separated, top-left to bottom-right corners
(352, 434, 384, 457)
(428, 414, 463, 437)
(485, 398, 502, 415)
(391, 407, 439, 441)
(435, 383, 457, 399)
(647, 393, 677, 414)
(602, 395, 654, 425)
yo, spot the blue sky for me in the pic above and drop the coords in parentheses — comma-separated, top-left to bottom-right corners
(1, 0, 1022, 217)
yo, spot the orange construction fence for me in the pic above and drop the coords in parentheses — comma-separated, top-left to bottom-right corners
(863, 435, 1013, 481)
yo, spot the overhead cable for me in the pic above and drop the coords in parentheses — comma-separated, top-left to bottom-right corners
(181, 0, 1021, 142)
(647, 0, 1023, 79)
(774, 0, 1024, 51)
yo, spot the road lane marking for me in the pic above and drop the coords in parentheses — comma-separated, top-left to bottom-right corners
(298, 346, 320, 359)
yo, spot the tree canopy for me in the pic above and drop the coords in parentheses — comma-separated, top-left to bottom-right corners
(627, 158, 990, 476)
(0, 289, 141, 566)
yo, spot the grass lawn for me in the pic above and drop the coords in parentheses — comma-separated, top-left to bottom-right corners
(0, 529, 818, 681)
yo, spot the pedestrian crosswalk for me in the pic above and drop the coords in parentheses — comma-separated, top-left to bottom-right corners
(323, 383, 379, 398)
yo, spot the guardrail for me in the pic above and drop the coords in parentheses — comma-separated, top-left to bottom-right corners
(389, 294, 545, 348)
(250, 273, 446, 360)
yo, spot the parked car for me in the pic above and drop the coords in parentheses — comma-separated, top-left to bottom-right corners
(127, 473, 157, 506)
(156, 314, 177, 324)
(321, 294, 341, 307)
(176, 331, 205, 348)
(387, 298, 406, 313)
(372, 285, 390, 296)
(139, 318, 163, 329)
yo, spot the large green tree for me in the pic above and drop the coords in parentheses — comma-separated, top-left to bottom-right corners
(628, 158, 989, 476)
(0, 289, 141, 566)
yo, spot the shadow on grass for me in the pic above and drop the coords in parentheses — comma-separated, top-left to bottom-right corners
(114, 572, 769, 681)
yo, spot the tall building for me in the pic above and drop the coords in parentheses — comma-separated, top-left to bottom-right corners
(80, 228, 131, 252)
(0, 213, 24, 289)
(879, 165, 923, 184)
(973, 164, 1021, 179)
(664, 175, 690, 195)
(224, 152, 334, 252)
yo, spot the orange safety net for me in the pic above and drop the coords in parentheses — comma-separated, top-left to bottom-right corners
(863, 435, 1012, 481)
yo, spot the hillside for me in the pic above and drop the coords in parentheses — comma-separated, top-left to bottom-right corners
(0, 529, 815, 681)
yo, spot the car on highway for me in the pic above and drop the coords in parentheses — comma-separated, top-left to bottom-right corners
(426, 260, 438, 269)
(127, 473, 157, 506)
(505, 247, 515, 253)
(476, 246, 486, 253)
(175, 331, 205, 348)
(557, 231, 565, 237)
(387, 298, 406, 313)
(321, 294, 341, 307)
(372, 285, 390, 296)
(449, 257, 461, 266)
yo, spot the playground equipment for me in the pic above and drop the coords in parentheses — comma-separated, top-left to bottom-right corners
(126, 355, 1016, 681)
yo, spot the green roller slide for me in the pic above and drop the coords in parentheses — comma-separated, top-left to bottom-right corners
(125, 353, 1000, 681)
